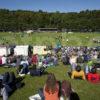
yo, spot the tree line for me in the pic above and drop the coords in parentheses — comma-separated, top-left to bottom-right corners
(0, 9, 100, 32)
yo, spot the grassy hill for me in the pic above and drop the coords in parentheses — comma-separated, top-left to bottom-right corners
(0, 65, 100, 100)
(0, 32, 100, 100)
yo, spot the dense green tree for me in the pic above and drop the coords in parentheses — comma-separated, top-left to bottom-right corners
(0, 9, 100, 32)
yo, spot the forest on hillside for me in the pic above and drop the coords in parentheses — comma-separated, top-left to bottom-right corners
(0, 9, 100, 32)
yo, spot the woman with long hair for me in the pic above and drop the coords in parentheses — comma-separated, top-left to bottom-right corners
(61, 80, 80, 100)
(61, 80, 72, 99)
(44, 73, 59, 100)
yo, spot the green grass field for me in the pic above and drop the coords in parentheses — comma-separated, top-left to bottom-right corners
(0, 32, 100, 46)
(0, 32, 100, 100)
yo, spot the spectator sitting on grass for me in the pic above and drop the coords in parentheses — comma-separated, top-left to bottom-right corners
(52, 55, 58, 66)
(87, 67, 100, 83)
(87, 60, 93, 71)
(60, 80, 80, 100)
(69, 54, 77, 71)
(84, 65, 90, 75)
(71, 65, 86, 80)
(43, 73, 59, 100)
(18, 58, 29, 76)
(60, 80, 72, 100)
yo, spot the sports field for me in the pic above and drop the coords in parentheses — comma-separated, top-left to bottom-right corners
(0, 32, 100, 100)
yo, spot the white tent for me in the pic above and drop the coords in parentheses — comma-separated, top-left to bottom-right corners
(14, 45, 29, 56)
(0, 46, 8, 56)
(33, 46, 51, 55)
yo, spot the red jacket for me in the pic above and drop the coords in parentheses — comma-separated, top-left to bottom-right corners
(87, 73, 100, 83)
(32, 55, 38, 64)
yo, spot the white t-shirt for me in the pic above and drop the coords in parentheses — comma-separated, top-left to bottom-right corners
(20, 60, 29, 65)
(70, 56, 77, 64)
